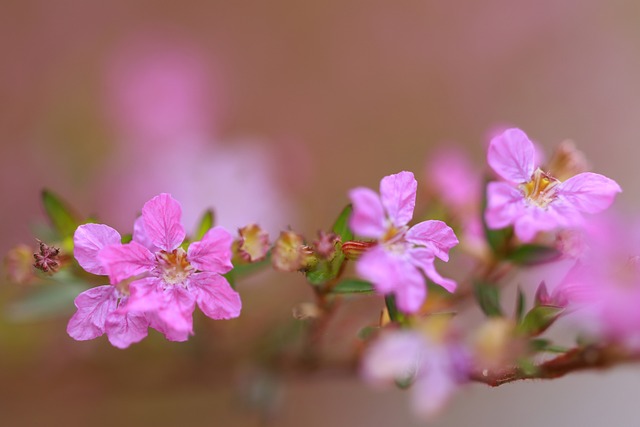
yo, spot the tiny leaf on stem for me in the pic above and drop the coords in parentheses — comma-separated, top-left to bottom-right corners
(41, 190, 81, 239)
(474, 282, 503, 317)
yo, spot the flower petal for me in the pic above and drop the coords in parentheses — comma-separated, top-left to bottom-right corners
(380, 171, 417, 227)
(156, 286, 196, 335)
(74, 224, 121, 275)
(141, 193, 186, 252)
(361, 330, 426, 384)
(187, 226, 234, 273)
(124, 277, 165, 312)
(132, 216, 159, 252)
(484, 181, 526, 230)
(148, 313, 191, 342)
(408, 248, 457, 293)
(557, 172, 622, 214)
(190, 272, 241, 319)
(406, 220, 458, 261)
(393, 267, 428, 314)
(411, 361, 458, 419)
(356, 246, 402, 294)
(104, 309, 149, 349)
(348, 187, 386, 238)
(100, 241, 155, 284)
(67, 285, 117, 341)
(487, 128, 536, 183)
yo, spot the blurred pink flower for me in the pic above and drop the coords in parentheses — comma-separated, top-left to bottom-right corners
(99, 38, 298, 236)
(349, 171, 458, 313)
(68, 223, 149, 349)
(485, 128, 621, 242)
(554, 216, 640, 348)
(361, 330, 469, 419)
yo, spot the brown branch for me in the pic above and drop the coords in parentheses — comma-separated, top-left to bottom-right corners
(470, 345, 640, 387)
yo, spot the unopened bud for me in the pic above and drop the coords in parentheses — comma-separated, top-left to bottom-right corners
(313, 231, 339, 260)
(33, 240, 61, 274)
(341, 240, 376, 260)
(4, 245, 36, 284)
(547, 140, 590, 181)
(292, 302, 322, 320)
(238, 224, 270, 262)
(271, 231, 315, 272)
(473, 318, 523, 371)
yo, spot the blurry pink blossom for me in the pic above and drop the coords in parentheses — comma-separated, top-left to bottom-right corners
(361, 330, 469, 419)
(349, 171, 458, 313)
(485, 128, 621, 242)
(99, 38, 297, 236)
(554, 216, 640, 348)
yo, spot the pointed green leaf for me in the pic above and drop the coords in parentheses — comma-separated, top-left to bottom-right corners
(41, 190, 81, 239)
(507, 244, 561, 265)
(332, 204, 354, 241)
(194, 209, 215, 241)
(474, 282, 503, 317)
(518, 305, 564, 336)
(385, 295, 399, 322)
(330, 278, 374, 294)
(515, 287, 526, 322)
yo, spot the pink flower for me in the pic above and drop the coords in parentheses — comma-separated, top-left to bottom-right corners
(361, 330, 469, 419)
(485, 128, 621, 242)
(68, 223, 149, 348)
(553, 216, 640, 348)
(349, 171, 458, 313)
(69, 193, 241, 346)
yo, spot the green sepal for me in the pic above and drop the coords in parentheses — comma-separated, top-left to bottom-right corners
(518, 305, 564, 336)
(330, 278, 374, 294)
(474, 282, 503, 317)
(507, 244, 561, 265)
(194, 209, 215, 241)
(41, 189, 82, 239)
(121, 233, 133, 244)
(515, 287, 526, 322)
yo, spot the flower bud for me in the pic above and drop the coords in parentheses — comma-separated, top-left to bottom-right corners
(4, 245, 36, 284)
(33, 240, 61, 274)
(341, 240, 376, 260)
(312, 231, 339, 260)
(271, 231, 315, 272)
(238, 224, 270, 262)
(547, 140, 590, 181)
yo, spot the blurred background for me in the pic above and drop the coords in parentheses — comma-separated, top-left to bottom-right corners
(2, 1, 640, 426)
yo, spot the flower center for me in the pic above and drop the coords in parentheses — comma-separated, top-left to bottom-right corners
(519, 168, 560, 208)
(156, 248, 194, 286)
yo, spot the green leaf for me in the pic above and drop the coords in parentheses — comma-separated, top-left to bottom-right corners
(357, 326, 378, 340)
(385, 295, 399, 322)
(121, 233, 133, 244)
(332, 204, 354, 241)
(41, 190, 81, 239)
(305, 204, 354, 285)
(507, 244, 561, 265)
(515, 287, 526, 322)
(517, 358, 538, 376)
(518, 305, 564, 336)
(194, 209, 215, 241)
(6, 282, 87, 321)
(474, 282, 503, 317)
(330, 278, 374, 294)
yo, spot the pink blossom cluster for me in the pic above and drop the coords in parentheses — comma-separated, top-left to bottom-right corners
(67, 193, 240, 348)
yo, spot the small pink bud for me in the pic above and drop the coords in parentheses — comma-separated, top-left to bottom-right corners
(271, 231, 315, 272)
(312, 231, 339, 260)
(341, 240, 376, 260)
(237, 224, 270, 262)
(33, 240, 61, 274)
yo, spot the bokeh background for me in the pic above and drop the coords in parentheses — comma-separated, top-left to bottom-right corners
(2, 1, 640, 426)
